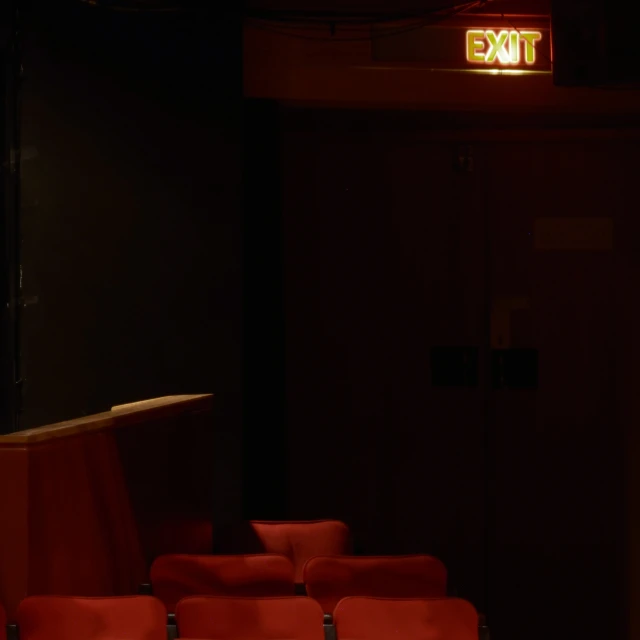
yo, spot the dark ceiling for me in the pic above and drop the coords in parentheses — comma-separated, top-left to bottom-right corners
(16, 0, 551, 17)
(245, 0, 550, 14)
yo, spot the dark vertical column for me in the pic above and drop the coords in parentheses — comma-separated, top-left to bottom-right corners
(0, 1, 20, 434)
(207, 6, 245, 540)
(242, 99, 287, 519)
(552, 0, 640, 86)
(551, 0, 604, 86)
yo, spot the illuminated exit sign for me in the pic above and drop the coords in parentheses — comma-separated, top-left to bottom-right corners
(466, 29, 543, 65)
(372, 16, 552, 74)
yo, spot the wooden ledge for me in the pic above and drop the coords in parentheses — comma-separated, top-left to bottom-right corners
(0, 394, 213, 445)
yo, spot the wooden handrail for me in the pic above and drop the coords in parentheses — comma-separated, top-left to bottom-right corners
(0, 394, 213, 444)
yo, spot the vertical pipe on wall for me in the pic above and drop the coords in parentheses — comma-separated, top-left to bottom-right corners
(480, 143, 493, 621)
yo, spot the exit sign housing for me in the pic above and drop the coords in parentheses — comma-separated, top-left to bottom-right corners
(372, 16, 551, 74)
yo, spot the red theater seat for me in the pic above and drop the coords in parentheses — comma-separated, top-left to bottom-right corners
(150, 554, 295, 613)
(15, 596, 167, 640)
(333, 597, 479, 640)
(303, 555, 448, 613)
(247, 521, 351, 582)
(175, 596, 325, 640)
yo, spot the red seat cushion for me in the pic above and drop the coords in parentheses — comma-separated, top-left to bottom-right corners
(175, 596, 325, 640)
(150, 554, 295, 613)
(334, 597, 479, 640)
(15, 596, 167, 640)
(303, 555, 447, 613)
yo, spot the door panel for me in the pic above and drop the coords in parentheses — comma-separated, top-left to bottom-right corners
(380, 143, 486, 606)
(486, 142, 624, 640)
(283, 133, 486, 609)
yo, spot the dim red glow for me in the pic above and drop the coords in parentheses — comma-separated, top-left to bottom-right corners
(466, 29, 542, 65)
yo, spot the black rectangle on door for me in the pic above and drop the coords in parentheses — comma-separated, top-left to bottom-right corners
(492, 348, 538, 389)
(430, 346, 479, 387)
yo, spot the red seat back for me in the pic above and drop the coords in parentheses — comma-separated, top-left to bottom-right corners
(140, 514, 213, 561)
(334, 597, 479, 640)
(249, 521, 351, 582)
(175, 596, 325, 640)
(15, 596, 167, 640)
(150, 554, 295, 613)
(303, 555, 447, 613)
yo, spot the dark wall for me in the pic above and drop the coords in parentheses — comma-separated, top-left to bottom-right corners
(19, 3, 242, 419)
(280, 109, 630, 640)
(18, 3, 243, 515)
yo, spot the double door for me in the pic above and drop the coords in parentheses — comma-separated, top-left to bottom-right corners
(283, 131, 627, 640)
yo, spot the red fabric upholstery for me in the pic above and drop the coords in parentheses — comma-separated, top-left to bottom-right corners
(303, 555, 447, 613)
(333, 597, 479, 640)
(15, 596, 167, 640)
(249, 521, 351, 582)
(175, 596, 325, 640)
(150, 554, 295, 613)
